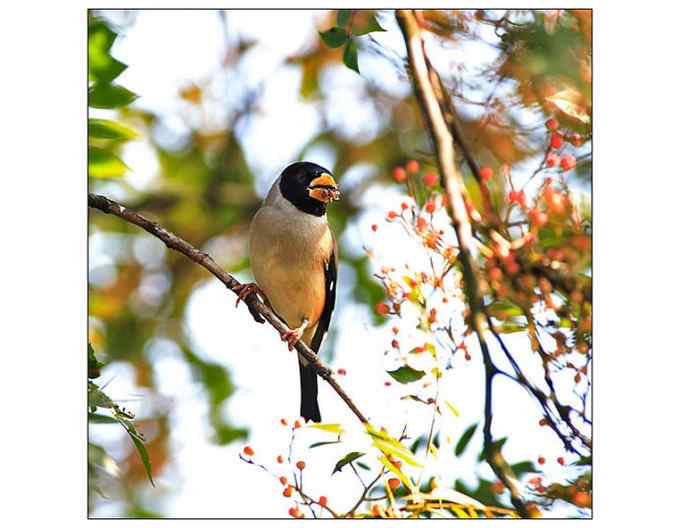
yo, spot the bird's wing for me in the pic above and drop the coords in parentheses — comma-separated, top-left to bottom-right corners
(309, 234, 337, 353)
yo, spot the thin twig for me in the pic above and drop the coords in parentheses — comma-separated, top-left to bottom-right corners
(88, 192, 370, 425)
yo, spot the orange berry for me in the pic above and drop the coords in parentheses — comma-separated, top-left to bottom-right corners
(423, 172, 438, 187)
(569, 133, 583, 147)
(243, 445, 254, 456)
(387, 477, 401, 490)
(425, 201, 436, 214)
(280, 418, 288, 426)
(293, 420, 301, 429)
(279, 475, 287, 485)
(400, 201, 409, 210)
(545, 118, 559, 131)
(557, 456, 565, 465)
(296, 460, 306, 470)
(488, 266, 503, 282)
(479, 166, 493, 182)
(529, 208, 548, 227)
(491, 480, 504, 494)
(276, 455, 284, 464)
(406, 159, 420, 173)
(539, 418, 549, 426)
(387, 210, 398, 220)
(288, 507, 299, 517)
(318, 495, 328, 507)
(392, 166, 407, 183)
(283, 485, 293, 497)
(538, 456, 546, 465)
(572, 491, 591, 508)
(560, 154, 576, 171)
(371, 504, 382, 517)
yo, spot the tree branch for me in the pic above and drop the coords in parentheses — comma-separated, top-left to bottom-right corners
(396, 10, 531, 518)
(88, 192, 369, 425)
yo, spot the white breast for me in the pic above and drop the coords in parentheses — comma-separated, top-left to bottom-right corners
(249, 180, 332, 332)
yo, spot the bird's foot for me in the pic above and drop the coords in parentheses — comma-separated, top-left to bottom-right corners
(233, 282, 267, 308)
(281, 319, 309, 351)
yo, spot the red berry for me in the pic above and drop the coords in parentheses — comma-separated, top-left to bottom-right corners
(384, 381, 392, 386)
(539, 418, 549, 426)
(387, 211, 398, 220)
(288, 507, 298, 517)
(371, 224, 378, 232)
(387, 478, 401, 490)
(425, 201, 436, 214)
(406, 159, 420, 174)
(545, 152, 560, 167)
(560, 154, 576, 171)
(293, 420, 301, 429)
(508, 190, 525, 206)
(276, 455, 284, 464)
(296, 460, 306, 470)
(243, 445, 254, 456)
(337, 368, 346, 376)
(557, 456, 565, 465)
(488, 267, 503, 282)
(391, 339, 399, 348)
(572, 491, 591, 508)
(400, 201, 409, 210)
(318, 496, 328, 507)
(375, 302, 389, 316)
(491, 480, 504, 494)
(392, 166, 407, 183)
(423, 172, 438, 187)
(538, 456, 546, 465)
(479, 166, 493, 182)
(280, 418, 288, 426)
(549, 132, 563, 149)
(279, 475, 287, 485)
(545, 118, 559, 131)
(283, 485, 293, 497)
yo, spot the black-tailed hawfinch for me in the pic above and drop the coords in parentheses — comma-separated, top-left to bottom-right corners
(234, 161, 340, 422)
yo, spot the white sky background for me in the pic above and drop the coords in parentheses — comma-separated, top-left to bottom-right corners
(88, 9, 589, 518)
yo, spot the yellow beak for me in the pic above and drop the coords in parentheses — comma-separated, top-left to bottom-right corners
(307, 173, 340, 203)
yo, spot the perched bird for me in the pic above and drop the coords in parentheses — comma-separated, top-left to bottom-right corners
(234, 161, 340, 422)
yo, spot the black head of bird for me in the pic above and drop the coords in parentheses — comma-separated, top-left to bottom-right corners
(279, 161, 340, 217)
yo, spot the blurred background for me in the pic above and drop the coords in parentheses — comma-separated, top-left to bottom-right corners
(88, 9, 591, 518)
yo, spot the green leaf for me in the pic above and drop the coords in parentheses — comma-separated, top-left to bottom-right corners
(332, 451, 365, 475)
(572, 455, 592, 466)
(88, 413, 119, 424)
(88, 21, 127, 83)
(88, 146, 129, 179)
(387, 365, 426, 384)
(88, 83, 138, 109)
(89, 118, 139, 141)
(354, 15, 386, 36)
(343, 39, 360, 73)
(309, 440, 342, 449)
(336, 10, 352, 28)
(125, 422, 155, 486)
(454, 423, 477, 456)
(319, 27, 349, 48)
(88, 380, 115, 411)
(88, 343, 104, 378)
(356, 461, 370, 471)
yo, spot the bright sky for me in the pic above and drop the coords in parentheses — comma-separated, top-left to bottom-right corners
(89, 9, 588, 518)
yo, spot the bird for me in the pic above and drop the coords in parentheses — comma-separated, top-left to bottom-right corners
(234, 161, 340, 422)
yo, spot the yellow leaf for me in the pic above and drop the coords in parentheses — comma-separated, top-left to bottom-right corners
(545, 89, 590, 123)
(307, 422, 344, 434)
(444, 400, 460, 417)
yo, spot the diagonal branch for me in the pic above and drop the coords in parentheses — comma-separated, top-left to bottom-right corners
(396, 10, 531, 518)
(88, 192, 369, 425)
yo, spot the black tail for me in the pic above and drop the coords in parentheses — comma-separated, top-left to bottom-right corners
(299, 361, 321, 422)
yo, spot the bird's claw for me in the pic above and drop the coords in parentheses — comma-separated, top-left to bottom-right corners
(233, 282, 262, 308)
(281, 328, 303, 351)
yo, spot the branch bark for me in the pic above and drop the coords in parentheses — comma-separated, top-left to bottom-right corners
(88, 192, 369, 425)
(396, 10, 531, 518)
